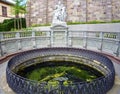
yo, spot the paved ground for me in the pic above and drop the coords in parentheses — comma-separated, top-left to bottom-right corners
(0, 60, 120, 94)
(107, 62, 120, 94)
(0, 61, 15, 94)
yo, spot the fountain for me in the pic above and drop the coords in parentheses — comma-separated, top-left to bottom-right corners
(50, 1, 68, 47)
(6, 47, 115, 94)
(6, 1, 115, 94)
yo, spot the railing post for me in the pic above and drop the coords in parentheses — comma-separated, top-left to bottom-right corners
(83, 31, 87, 49)
(0, 41, 3, 56)
(0, 41, 6, 56)
(32, 31, 36, 48)
(18, 39, 22, 51)
(116, 32, 120, 57)
(65, 29, 68, 47)
(100, 32, 103, 52)
(16, 32, 22, 51)
(48, 31, 51, 47)
(68, 31, 72, 47)
(0, 33, 2, 56)
(15, 32, 20, 38)
(0, 33, 3, 40)
(32, 31, 35, 37)
(50, 30, 53, 47)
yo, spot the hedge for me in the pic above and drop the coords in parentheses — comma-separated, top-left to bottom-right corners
(0, 18, 26, 32)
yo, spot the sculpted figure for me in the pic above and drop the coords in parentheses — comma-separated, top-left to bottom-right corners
(52, 1, 67, 23)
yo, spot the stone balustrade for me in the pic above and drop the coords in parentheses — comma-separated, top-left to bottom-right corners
(0, 30, 120, 58)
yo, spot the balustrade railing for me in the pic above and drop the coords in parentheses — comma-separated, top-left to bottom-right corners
(0, 30, 120, 57)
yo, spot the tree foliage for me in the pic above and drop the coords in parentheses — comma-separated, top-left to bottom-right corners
(12, 0, 26, 29)
(13, 0, 26, 17)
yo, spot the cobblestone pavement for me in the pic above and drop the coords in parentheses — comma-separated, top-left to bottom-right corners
(0, 61, 120, 94)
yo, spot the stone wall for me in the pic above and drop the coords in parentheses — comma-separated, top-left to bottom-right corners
(112, 0, 120, 20)
(26, 0, 120, 27)
(87, 0, 112, 21)
(26, 0, 55, 26)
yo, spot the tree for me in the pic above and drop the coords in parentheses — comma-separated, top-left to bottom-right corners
(12, 0, 26, 30)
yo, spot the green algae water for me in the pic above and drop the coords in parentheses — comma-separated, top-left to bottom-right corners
(16, 61, 104, 83)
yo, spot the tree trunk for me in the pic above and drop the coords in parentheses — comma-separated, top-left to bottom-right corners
(16, 14, 20, 30)
(20, 17, 22, 29)
(14, 18, 16, 30)
(17, 18, 20, 29)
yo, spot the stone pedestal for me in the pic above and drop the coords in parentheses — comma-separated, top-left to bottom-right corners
(50, 24, 68, 47)
(51, 22, 67, 27)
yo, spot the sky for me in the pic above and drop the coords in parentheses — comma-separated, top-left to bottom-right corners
(6, 0, 27, 4)
(6, 0, 15, 3)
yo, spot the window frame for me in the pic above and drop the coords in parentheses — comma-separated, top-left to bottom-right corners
(2, 6, 7, 17)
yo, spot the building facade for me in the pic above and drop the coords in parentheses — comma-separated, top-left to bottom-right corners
(26, 0, 120, 27)
(0, 0, 15, 23)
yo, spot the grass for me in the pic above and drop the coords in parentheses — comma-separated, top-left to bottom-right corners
(31, 23, 51, 27)
(67, 20, 120, 25)
(28, 20, 120, 27)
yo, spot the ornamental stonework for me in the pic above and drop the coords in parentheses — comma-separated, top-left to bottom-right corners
(26, 0, 120, 27)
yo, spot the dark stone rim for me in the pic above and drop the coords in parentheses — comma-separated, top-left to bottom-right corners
(6, 47, 115, 94)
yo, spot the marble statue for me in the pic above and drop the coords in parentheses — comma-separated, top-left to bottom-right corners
(52, 1, 67, 25)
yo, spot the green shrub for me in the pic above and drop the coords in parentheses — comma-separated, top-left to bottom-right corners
(31, 23, 51, 27)
(0, 18, 26, 32)
(111, 20, 120, 23)
(87, 20, 105, 24)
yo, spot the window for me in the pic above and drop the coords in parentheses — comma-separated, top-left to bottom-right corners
(2, 6, 7, 17)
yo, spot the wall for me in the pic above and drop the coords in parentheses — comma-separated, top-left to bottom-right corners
(26, 0, 120, 27)
(112, 0, 120, 20)
(0, 1, 14, 23)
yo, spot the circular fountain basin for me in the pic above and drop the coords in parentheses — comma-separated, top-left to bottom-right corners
(6, 47, 115, 94)
(16, 60, 104, 84)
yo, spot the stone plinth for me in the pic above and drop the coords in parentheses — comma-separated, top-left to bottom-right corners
(50, 24, 68, 47)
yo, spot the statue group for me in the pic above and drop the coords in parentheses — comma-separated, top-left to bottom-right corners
(52, 1, 67, 24)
